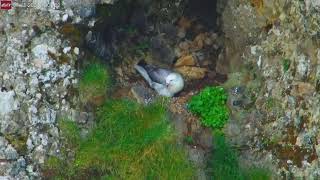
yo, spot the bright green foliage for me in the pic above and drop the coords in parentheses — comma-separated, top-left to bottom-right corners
(79, 63, 110, 103)
(282, 58, 290, 72)
(188, 86, 229, 129)
(210, 131, 271, 180)
(44, 100, 194, 179)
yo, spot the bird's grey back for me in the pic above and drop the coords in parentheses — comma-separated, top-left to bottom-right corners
(143, 64, 171, 84)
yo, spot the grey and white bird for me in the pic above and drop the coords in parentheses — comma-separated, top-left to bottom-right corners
(134, 60, 184, 97)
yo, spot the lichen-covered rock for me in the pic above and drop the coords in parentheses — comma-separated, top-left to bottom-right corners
(220, 0, 320, 178)
(0, 91, 18, 115)
(0, 6, 80, 179)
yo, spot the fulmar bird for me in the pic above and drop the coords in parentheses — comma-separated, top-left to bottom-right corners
(134, 60, 184, 97)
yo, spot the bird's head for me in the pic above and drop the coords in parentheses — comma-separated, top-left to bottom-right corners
(166, 73, 184, 94)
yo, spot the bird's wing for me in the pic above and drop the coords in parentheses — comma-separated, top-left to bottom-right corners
(144, 65, 171, 85)
(134, 65, 153, 86)
(135, 65, 173, 97)
(151, 82, 173, 97)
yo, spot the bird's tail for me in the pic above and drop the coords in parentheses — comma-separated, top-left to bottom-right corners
(134, 62, 153, 86)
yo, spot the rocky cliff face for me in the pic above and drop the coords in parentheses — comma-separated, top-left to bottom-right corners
(221, 0, 320, 178)
(3, 0, 320, 179)
(0, 5, 83, 179)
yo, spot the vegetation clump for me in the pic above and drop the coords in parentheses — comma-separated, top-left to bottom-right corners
(282, 58, 290, 72)
(210, 131, 271, 180)
(79, 62, 110, 104)
(44, 100, 194, 179)
(188, 86, 229, 129)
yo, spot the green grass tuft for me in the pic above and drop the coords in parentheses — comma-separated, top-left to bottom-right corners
(210, 131, 271, 180)
(58, 119, 81, 149)
(44, 100, 194, 179)
(282, 58, 290, 72)
(244, 167, 271, 180)
(188, 86, 229, 129)
(79, 63, 110, 104)
(211, 131, 242, 180)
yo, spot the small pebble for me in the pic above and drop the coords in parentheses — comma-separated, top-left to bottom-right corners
(62, 14, 68, 22)
(73, 47, 79, 55)
(63, 46, 71, 54)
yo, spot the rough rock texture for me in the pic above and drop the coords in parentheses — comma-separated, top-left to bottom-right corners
(221, 0, 320, 178)
(0, 7, 80, 179)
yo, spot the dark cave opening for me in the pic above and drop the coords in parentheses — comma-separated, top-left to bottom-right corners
(85, 0, 222, 61)
(184, 0, 219, 30)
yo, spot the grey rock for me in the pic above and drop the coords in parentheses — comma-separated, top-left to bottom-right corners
(100, 0, 117, 4)
(296, 54, 310, 81)
(4, 145, 18, 160)
(158, 23, 178, 39)
(150, 35, 176, 65)
(197, 129, 213, 149)
(187, 147, 206, 168)
(0, 136, 8, 147)
(0, 91, 17, 115)
(131, 85, 156, 105)
(9, 157, 26, 176)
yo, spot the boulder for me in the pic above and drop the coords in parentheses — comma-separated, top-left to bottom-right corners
(175, 66, 207, 80)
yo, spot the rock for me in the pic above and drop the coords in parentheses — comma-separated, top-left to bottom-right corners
(150, 36, 176, 65)
(291, 82, 315, 96)
(101, 0, 117, 4)
(0, 137, 8, 147)
(215, 52, 229, 74)
(306, 0, 320, 11)
(85, 31, 113, 59)
(174, 55, 197, 67)
(197, 129, 213, 149)
(296, 54, 310, 80)
(158, 24, 178, 39)
(179, 41, 191, 51)
(4, 145, 18, 160)
(0, 91, 17, 115)
(192, 33, 206, 50)
(63, 47, 71, 54)
(177, 28, 186, 39)
(178, 17, 192, 30)
(175, 66, 207, 80)
(31, 0, 51, 10)
(31, 44, 56, 70)
(187, 147, 206, 168)
(131, 85, 156, 105)
(0, 6, 79, 179)
(62, 14, 69, 22)
(73, 47, 80, 55)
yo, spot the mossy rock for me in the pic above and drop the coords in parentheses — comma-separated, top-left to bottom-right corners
(59, 24, 84, 46)
(5, 134, 28, 155)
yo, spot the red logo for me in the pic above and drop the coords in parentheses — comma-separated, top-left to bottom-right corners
(1, 0, 12, 10)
